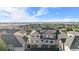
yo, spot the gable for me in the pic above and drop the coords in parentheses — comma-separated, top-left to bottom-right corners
(30, 30, 40, 36)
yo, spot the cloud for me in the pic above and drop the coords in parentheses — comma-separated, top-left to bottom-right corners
(34, 8, 48, 17)
(0, 7, 39, 22)
(0, 7, 79, 23)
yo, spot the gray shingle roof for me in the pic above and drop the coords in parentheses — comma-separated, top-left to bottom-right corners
(70, 36, 79, 49)
(1, 34, 22, 47)
(0, 29, 17, 34)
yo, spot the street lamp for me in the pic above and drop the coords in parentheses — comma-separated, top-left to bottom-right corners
(60, 38, 66, 51)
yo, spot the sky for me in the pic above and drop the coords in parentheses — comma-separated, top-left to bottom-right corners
(0, 7, 79, 22)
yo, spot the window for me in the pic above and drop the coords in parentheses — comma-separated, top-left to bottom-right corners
(32, 40, 38, 43)
(50, 35, 53, 38)
(46, 35, 48, 37)
(50, 41, 53, 43)
(32, 36, 34, 37)
(36, 40, 38, 43)
(41, 40, 43, 42)
(46, 40, 48, 43)
(37, 36, 39, 37)
(69, 35, 72, 37)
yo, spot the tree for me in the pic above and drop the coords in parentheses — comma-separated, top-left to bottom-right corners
(66, 26, 73, 31)
(0, 39, 7, 51)
(55, 28, 60, 39)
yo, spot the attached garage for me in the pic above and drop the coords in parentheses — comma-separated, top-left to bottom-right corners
(41, 45, 48, 48)
(30, 45, 38, 48)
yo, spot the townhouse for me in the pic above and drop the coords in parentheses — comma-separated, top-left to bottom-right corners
(59, 31, 79, 51)
(28, 28, 59, 48)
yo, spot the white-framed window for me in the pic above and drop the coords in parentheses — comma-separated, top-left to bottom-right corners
(50, 35, 53, 38)
(36, 40, 38, 43)
(46, 35, 49, 37)
(32, 40, 38, 43)
(36, 35, 39, 37)
(50, 41, 53, 43)
(41, 40, 43, 42)
(46, 40, 48, 43)
(32, 36, 34, 37)
(69, 35, 72, 37)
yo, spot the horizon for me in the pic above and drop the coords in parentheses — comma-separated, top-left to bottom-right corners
(0, 22, 78, 25)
